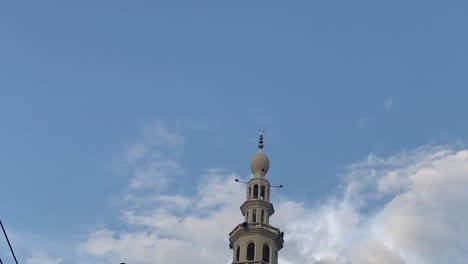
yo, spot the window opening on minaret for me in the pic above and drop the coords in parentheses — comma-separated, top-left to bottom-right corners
(261, 185, 266, 200)
(252, 209, 257, 222)
(248, 187, 252, 199)
(261, 210, 265, 223)
(253, 184, 258, 199)
(236, 246, 240, 261)
(263, 244, 270, 263)
(247, 243, 255, 261)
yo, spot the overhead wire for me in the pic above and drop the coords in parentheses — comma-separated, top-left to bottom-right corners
(0, 220, 19, 264)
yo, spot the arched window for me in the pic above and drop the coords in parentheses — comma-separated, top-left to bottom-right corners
(261, 185, 266, 200)
(236, 246, 240, 261)
(263, 244, 270, 263)
(246, 211, 249, 222)
(261, 210, 265, 223)
(252, 209, 257, 222)
(247, 242, 255, 261)
(253, 184, 258, 199)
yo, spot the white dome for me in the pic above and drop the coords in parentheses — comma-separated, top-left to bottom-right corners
(250, 150, 270, 177)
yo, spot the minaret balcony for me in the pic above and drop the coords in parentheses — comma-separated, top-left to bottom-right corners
(240, 199, 275, 217)
(229, 222, 284, 250)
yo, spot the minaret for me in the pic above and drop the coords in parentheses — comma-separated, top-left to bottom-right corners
(229, 131, 284, 264)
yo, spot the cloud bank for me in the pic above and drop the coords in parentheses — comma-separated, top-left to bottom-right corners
(80, 120, 468, 264)
(276, 145, 468, 264)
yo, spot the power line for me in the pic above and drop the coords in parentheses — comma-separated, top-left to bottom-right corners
(0, 220, 19, 264)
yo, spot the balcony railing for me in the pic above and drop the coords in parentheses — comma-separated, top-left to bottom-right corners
(232, 261, 269, 264)
(229, 222, 281, 236)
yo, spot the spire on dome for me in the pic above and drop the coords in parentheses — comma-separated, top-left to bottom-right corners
(251, 129, 269, 177)
(258, 129, 265, 149)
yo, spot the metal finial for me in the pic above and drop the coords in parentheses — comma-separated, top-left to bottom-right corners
(258, 129, 265, 149)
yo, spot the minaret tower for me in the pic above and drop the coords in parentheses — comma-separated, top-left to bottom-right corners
(229, 131, 284, 264)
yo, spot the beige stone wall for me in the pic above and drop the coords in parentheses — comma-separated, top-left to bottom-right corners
(233, 235, 278, 264)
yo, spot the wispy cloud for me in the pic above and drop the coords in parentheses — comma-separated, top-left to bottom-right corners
(26, 251, 62, 264)
(384, 98, 393, 111)
(121, 119, 184, 191)
(357, 117, 368, 128)
(356, 98, 394, 128)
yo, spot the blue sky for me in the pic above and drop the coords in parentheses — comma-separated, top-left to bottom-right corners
(1, 1, 468, 263)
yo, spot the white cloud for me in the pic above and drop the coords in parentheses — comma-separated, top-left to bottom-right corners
(384, 98, 393, 111)
(120, 119, 184, 192)
(83, 171, 244, 264)
(81, 119, 468, 264)
(274, 145, 468, 263)
(26, 251, 62, 264)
